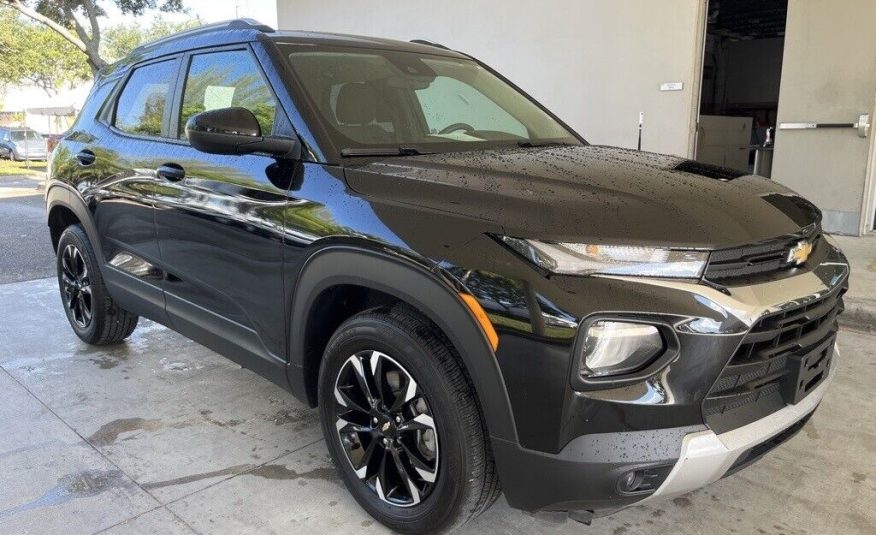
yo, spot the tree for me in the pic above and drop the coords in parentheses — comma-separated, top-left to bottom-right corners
(0, 0, 185, 73)
(102, 15, 200, 63)
(0, 11, 91, 95)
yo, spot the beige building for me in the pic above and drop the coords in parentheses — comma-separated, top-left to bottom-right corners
(275, 0, 875, 235)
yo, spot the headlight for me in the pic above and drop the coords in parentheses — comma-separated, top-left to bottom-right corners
(497, 236, 708, 278)
(580, 321, 664, 377)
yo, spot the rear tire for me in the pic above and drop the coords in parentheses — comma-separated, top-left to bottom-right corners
(318, 306, 500, 533)
(56, 225, 138, 345)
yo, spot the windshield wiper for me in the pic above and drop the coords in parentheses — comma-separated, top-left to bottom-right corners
(516, 141, 575, 148)
(341, 146, 435, 157)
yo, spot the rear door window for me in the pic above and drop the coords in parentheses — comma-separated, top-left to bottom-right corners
(178, 49, 277, 139)
(114, 59, 178, 137)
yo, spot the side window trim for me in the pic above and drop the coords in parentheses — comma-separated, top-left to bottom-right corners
(167, 52, 192, 140)
(173, 44, 283, 142)
(109, 55, 181, 141)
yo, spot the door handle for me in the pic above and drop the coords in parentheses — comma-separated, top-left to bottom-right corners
(157, 163, 185, 182)
(76, 149, 96, 166)
(779, 114, 871, 138)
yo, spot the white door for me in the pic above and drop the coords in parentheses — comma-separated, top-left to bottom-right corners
(771, 0, 876, 235)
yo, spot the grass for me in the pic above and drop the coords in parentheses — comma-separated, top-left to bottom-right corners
(0, 159, 47, 176)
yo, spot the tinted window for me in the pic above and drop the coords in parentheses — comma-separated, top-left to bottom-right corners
(114, 60, 177, 137)
(179, 50, 276, 138)
(282, 45, 579, 153)
(11, 130, 44, 142)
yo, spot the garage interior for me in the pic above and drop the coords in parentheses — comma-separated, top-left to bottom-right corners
(696, 0, 788, 176)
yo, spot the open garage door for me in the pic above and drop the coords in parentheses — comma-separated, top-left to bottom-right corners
(694, 0, 875, 235)
(695, 0, 788, 176)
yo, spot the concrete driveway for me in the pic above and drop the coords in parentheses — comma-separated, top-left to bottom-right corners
(0, 277, 874, 534)
(0, 173, 55, 284)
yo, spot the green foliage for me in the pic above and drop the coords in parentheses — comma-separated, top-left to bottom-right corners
(102, 15, 200, 63)
(0, 1, 188, 72)
(31, 0, 184, 24)
(0, 3, 198, 95)
(0, 9, 91, 94)
(0, 158, 45, 175)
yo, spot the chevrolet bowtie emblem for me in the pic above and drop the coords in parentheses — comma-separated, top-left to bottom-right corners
(788, 240, 813, 265)
(382, 421, 391, 432)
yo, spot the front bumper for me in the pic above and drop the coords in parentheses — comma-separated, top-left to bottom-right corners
(641, 352, 834, 503)
(479, 239, 848, 514)
(493, 353, 833, 515)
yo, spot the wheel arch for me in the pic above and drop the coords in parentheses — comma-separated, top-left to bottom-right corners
(287, 245, 518, 443)
(46, 183, 105, 264)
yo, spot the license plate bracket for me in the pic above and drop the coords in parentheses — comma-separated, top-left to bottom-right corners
(782, 337, 834, 405)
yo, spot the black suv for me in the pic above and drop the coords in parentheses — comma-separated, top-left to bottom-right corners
(46, 19, 849, 533)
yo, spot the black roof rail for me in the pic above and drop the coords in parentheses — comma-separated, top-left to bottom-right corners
(131, 18, 274, 56)
(409, 39, 450, 50)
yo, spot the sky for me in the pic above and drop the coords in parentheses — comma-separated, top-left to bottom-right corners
(104, 0, 278, 28)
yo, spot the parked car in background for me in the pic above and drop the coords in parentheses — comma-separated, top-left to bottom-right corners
(46, 19, 850, 533)
(0, 127, 48, 161)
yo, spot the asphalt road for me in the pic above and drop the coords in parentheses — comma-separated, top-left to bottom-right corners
(0, 174, 55, 284)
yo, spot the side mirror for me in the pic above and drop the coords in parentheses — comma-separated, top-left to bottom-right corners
(185, 107, 298, 158)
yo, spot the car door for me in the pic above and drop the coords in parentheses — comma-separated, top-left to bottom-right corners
(152, 46, 291, 383)
(71, 57, 181, 322)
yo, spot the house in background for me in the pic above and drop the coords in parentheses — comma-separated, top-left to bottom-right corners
(0, 83, 92, 134)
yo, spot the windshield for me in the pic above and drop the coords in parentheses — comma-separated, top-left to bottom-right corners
(279, 44, 582, 155)
(11, 130, 43, 142)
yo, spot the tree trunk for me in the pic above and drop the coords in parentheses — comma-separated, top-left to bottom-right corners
(2, 0, 108, 74)
(84, 47, 108, 75)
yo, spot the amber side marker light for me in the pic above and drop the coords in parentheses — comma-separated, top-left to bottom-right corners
(459, 293, 499, 351)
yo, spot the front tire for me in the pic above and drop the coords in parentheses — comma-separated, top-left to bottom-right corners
(56, 225, 138, 344)
(319, 306, 500, 533)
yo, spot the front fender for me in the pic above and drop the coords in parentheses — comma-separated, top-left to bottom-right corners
(287, 245, 518, 443)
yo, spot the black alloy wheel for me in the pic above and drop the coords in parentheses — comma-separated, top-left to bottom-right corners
(319, 306, 501, 533)
(56, 224, 139, 345)
(333, 349, 439, 507)
(60, 244, 93, 328)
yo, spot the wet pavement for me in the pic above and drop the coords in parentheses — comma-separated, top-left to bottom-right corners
(0, 277, 874, 534)
(0, 174, 55, 284)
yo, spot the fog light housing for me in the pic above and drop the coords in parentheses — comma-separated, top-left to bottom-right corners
(616, 465, 673, 495)
(618, 470, 645, 493)
(580, 321, 664, 377)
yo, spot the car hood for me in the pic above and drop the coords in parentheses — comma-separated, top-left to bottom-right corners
(344, 145, 820, 249)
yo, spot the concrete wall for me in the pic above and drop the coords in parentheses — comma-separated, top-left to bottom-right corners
(772, 0, 876, 235)
(276, 0, 705, 157)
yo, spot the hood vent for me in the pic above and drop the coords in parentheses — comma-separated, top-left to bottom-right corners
(673, 160, 746, 180)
